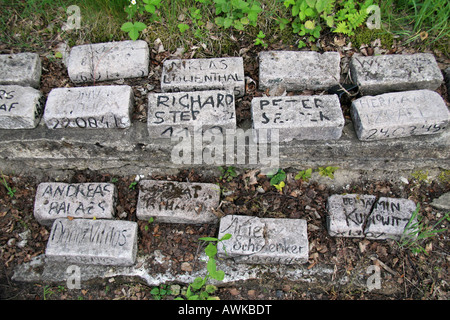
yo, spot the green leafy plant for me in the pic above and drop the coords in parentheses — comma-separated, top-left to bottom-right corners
(213, 0, 262, 30)
(1, 172, 16, 198)
(254, 30, 268, 48)
(43, 285, 54, 300)
(150, 284, 172, 300)
(267, 169, 287, 193)
(121, 21, 147, 40)
(283, 0, 374, 48)
(178, 233, 231, 300)
(219, 166, 237, 182)
(144, 217, 154, 231)
(318, 166, 339, 179)
(128, 181, 138, 190)
(295, 168, 312, 182)
(177, 23, 190, 33)
(122, 0, 162, 40)
(411, 170, 430, 183)
(397, 204, 449, 255)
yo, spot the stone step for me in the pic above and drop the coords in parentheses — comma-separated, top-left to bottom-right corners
(67, 40, 149, 83)
(251, 94, 344, 142)
(217, 215, 309, 265)
(34, 182, 117, 226)
(161, 57, 245, 97)
(0, 53, 42, 88)
(0, 85, 43, 129)
(351, 89, 449, 141)
(258, 51, 341, 91)
(45, 218, 138, 266)
(43, 85, 134, 129)
(136, 180, 221, 224)
(350, 53, 443, 95)
(147, 90, 236, 138)
(326, 194, 417, 240)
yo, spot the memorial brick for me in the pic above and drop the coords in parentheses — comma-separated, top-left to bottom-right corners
(258, 51, 340, 91)
(0, 85, 43, 129)
(351, 89, 449, 141)
(0, 53, 42, 88)
(217, 215, 309, 265)
(67, 40, 149, 83)
(349, 53, 443, 95)
(326, 194, 376, 238)
(43, 85, 134, 129)
(34, 182, 117, 226)
(147, 90, 236, 138)
(326, 195, 417, 240)
(45, 218, 138, 266)
(364, 197, 417, 240)
(160, 57, 245, 97)
(251, 94, 344, 142)
(136, 180, 220, 224)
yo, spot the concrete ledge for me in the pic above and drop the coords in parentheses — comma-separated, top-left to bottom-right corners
(0, 119, 449, 176)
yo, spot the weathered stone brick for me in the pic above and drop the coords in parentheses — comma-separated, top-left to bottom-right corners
(251, 94, 344, 142)
(350, 53, 443, 95)
(43, 85, 134, 129)
(351, 89, 449, 141)
(34, 182, 117, 226)
(161, 57, 245, 97)
(0, 85, 42, 129)
(258, 51, 340, 91)
(326, 194, 376, 238)
(67, 40, 149, 83)
(0, 53, 42, 88)
(136, 180, 220, 224)
(147, 90, 236, 138)
(45, 218, 138, 266)
(217, 215, 309, 265)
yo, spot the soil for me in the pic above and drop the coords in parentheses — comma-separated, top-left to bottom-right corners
(0, 37, 449, 301)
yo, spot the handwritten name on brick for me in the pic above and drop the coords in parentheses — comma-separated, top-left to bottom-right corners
(147, 90, 236, 138)
(43, 85, 134, 129)
(251, 94, 344, 142)
(217, 215, 308, 265)
(161, 57, 245, 97)
(34, 182, 117, 226)
(68, 40, 149, 83)
(136, 180, 220, 224)
(0, 85, 43, 129)
(351, 90, 449, 141)
(45, 218, 138, 266)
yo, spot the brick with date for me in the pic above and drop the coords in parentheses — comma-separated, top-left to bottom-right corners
(351, 90, 449, 141)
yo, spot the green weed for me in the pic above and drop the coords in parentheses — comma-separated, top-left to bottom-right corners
(380, 0, 449, 51)
(397, 204, 449, 255)
(150, 284, 172, 300)
(177, 233, 231, 300)
(219, 166, 237, 182)
(318, 166, 339, 179)
(295, 168, 312, 182)
(1, 172, 16, 198)
(283, 0, 375, 48)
